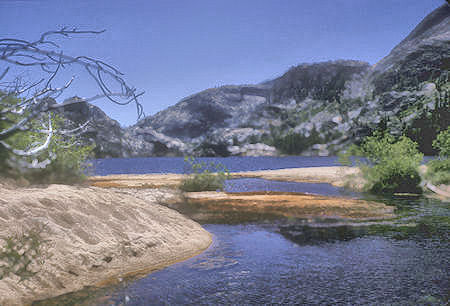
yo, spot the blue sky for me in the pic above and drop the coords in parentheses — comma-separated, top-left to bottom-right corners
(0, 0, 445, 126)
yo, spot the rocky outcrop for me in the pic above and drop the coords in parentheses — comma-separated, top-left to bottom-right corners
(57, 98, 187, 158)
(0, 183, 212, 305)
(136, 85, 270, 140)
(123, 126, 188, 157)
(55, 97, 131, 158)
(370, 4, 449, 93)
(127, 60, 371, 156)
(342, 4, 450, 152)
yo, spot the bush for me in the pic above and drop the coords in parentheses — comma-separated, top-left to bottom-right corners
(425, 128, 450, 185)
(432, 126, 450, 158)
(2, 108, 93, 184)
(425, 162, 450, 185)
(355, 132, 423, 194)
(179, 156, 230, 192)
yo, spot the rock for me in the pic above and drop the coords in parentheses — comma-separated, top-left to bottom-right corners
(0, 184, 211, 305)
(135, 85, 270, 140)
(124, 126, 188, 157)
(311, 144, 330, 157)
(228, 143, 278, 156)
(54, 97, 132, 158)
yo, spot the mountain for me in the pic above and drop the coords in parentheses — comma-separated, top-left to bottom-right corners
(54, 98, 132, 158)
(67, 4, 450, 158)
(126, 60, 372, 156)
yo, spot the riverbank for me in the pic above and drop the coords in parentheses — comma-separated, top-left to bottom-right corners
(88, 166, 363, 189)
(0, 182, 212, 305)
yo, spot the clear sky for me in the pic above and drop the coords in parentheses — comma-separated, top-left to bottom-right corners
(0, 0, 445, 126)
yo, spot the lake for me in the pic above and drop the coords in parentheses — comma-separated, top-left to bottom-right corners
(37, 157, 449, 305)
(90, 156, 341, 175)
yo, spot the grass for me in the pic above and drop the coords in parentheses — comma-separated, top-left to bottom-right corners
(179, 156, 230, 192)
(425, 159, 450, 185)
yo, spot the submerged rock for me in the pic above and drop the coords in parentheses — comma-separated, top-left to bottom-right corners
(180, 191, 395, 223)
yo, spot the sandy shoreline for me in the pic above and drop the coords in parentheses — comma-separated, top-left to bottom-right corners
(88, 166, 363, 189)
(0, 183, 212, 305)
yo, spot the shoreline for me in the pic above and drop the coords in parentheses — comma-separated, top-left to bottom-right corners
(0, 183, 212, 305)
(88, 166, 363, 189)
(2, 166, 445, 304)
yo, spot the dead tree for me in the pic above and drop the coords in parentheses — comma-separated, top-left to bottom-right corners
(0, 28, 144, 168)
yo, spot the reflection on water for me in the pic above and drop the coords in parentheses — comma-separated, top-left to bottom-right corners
(224, 178, 359, 197)
(35, 183, 449, 305)
(72, 224, 448, 305)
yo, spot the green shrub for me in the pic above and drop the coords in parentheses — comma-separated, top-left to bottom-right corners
(27, 135, 94, 184)
(179, 156, 230, 192)
(425, 128, 450, 185)
(1, 109, 93, 184)
(432, 126, 450, 158)
(425, 163, 450, 185)
(356, 132, 423, 194)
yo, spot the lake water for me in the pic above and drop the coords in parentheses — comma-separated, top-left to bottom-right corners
(90, 156, 341, 175)
(90, 156, 435, 176)
(224, 178, 360, 197)
(37, 157, 449, 305)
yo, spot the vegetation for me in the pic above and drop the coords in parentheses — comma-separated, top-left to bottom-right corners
(425, 127, 450, 185)
(272, 126, 324, 155)
(343, 131, 423, 194)
(179, 156, 230, 192)
(0, 225, 49, 281)
(403, 78, 450, 155)
(1, 94, 93, 184)
(433, 126, 450, 158)
(0, 29, 142, 184)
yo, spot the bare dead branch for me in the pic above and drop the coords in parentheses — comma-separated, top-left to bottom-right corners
(0, 67, 9, 81)
(0, 29, 144, 164)
(0, 114, 53, 157)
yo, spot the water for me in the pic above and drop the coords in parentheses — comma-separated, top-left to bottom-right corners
(96, 224, 449, 305)
(90, 156, 341, 175)
(37, 157, 449, 305)
(225, 178, 359, 197)
(90, 156, 436, 176)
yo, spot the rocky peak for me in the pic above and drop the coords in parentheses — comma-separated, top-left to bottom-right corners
(370, 4, 449, 93)
(270, 60, 370, 104)
(133, 84, 271, 140)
